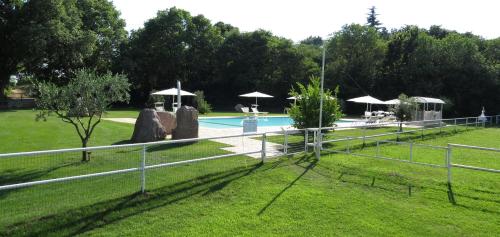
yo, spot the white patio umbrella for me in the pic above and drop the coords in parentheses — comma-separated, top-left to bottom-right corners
(239, 91, 273, 107)
(384, 99, 401, 105)
(151, 88, 196, 110)
(347, 95, 385, 111)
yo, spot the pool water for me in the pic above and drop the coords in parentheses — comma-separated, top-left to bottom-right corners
(199, 116, 349, 129)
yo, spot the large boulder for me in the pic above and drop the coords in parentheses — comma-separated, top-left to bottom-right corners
(157, 111, 177, 135)
(172, 106, 198, 140)
(131, 109, 167, 143)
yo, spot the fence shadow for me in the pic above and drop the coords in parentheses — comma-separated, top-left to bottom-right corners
(0, 163, 76, 198)
(258, 154, 317, 215)
(0, 162, 263, 237)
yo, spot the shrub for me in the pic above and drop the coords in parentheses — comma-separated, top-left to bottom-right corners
(288, 76, 343, 129)
(193, 90, 212, 114)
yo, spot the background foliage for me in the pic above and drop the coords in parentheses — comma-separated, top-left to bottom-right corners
(1, 3, 499, 116)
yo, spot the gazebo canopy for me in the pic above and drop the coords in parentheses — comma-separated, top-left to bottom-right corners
(412, 97, 445, 104)
(384, 97, 445, 105)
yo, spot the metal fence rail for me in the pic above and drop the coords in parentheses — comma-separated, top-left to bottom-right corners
(0, 115, 498, 203)
(0, 132, 267, 193)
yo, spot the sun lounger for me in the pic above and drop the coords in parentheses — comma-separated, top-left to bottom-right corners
(251, 107, 268, 115)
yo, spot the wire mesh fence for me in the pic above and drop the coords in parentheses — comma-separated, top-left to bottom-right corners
(0, 114, 498, 224)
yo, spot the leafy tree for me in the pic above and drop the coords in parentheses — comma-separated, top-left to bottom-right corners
(35, 69, 130, 161)
(288, 76, 343, 129)
(300, 36, 323, 46)
(16, 0, 126, 84)
(121, 7, 222, 104)
(366, 6, 381, 29)
(0, 0, 23, 98)
(193, 90, 212, 114)
(326, 24, 386, 106)
(214, 21, 239, 38)
(391, 94, 417, 132)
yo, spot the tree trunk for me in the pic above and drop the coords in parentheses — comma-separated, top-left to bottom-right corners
(399, 122, 403, 132)
(81, 139, 89, 162)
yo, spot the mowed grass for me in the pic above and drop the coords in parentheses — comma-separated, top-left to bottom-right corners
(0, 110, 499, 236)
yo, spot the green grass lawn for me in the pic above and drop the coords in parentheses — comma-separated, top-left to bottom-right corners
(0, 110, 499, 236)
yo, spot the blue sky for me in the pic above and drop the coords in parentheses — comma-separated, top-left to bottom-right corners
(113, 0, 499, 41)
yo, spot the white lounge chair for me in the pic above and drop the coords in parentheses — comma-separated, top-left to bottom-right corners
(363, 111, 373, 119)
(251, 107, 268, 115)
(241, 107, 250, 113)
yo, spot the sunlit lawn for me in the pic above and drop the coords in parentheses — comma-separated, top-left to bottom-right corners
(0, 110, 498, 236)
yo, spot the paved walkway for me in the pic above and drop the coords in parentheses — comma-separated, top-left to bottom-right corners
(104, 118, 287, 158)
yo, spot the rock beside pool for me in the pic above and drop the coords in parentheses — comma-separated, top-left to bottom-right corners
(157, 111, 177, 135)
(131, 109, 167, 143)
(172, 106, 198, 140)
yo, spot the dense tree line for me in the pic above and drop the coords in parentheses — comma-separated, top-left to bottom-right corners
(2, 2, 498, 116)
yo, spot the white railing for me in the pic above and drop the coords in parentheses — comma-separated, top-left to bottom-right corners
(0, 132, 267, 192)
(0, 115, 498, 200)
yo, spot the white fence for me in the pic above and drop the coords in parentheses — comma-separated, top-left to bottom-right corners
(0, 132, 267, 192)
(0, 115, 499, 204)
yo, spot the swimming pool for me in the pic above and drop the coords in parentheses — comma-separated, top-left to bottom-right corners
(198, 116, 350, 129)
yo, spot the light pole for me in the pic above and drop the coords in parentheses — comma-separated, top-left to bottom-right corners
(316, 40, 327, 159)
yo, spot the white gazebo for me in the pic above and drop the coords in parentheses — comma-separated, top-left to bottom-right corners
(384, 96, 445, 121)
(152, 88, 196, 112)
(239, 91, 273, 108)
(412, 97, 445, 121)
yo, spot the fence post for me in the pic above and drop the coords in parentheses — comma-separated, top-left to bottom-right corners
(261, 133, 266, 163)
(409, 142, 413, 163)
(475, 117, 478, 128)
(346, 137, 351, 154)
(465, 118, 468, 130)
(439, 119, 442, 134)
(304, 129, 309, 153)
(141, 144, 146, 194)
(376, 141, 380, 157)
(315, 130, 321, 160)
(284, 130, 288, 154)
(362, 125, 366, 146)
(421, 125, 424, 140)
(446, 144, 456, 204)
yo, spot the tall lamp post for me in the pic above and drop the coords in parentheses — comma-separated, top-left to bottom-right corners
(316, 40, 327, 159)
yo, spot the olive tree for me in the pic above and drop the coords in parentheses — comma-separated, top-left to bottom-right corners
(288, 76, 343, 129)
(391, 93, 417, 132)
(35, 69, 130, 161)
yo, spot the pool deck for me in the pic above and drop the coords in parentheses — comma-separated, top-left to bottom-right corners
(103, 117, 374, 159)
(103, 118, 289, 158)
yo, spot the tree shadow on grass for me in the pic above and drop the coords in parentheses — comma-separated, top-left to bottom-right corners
(0, 162, 263, 237)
